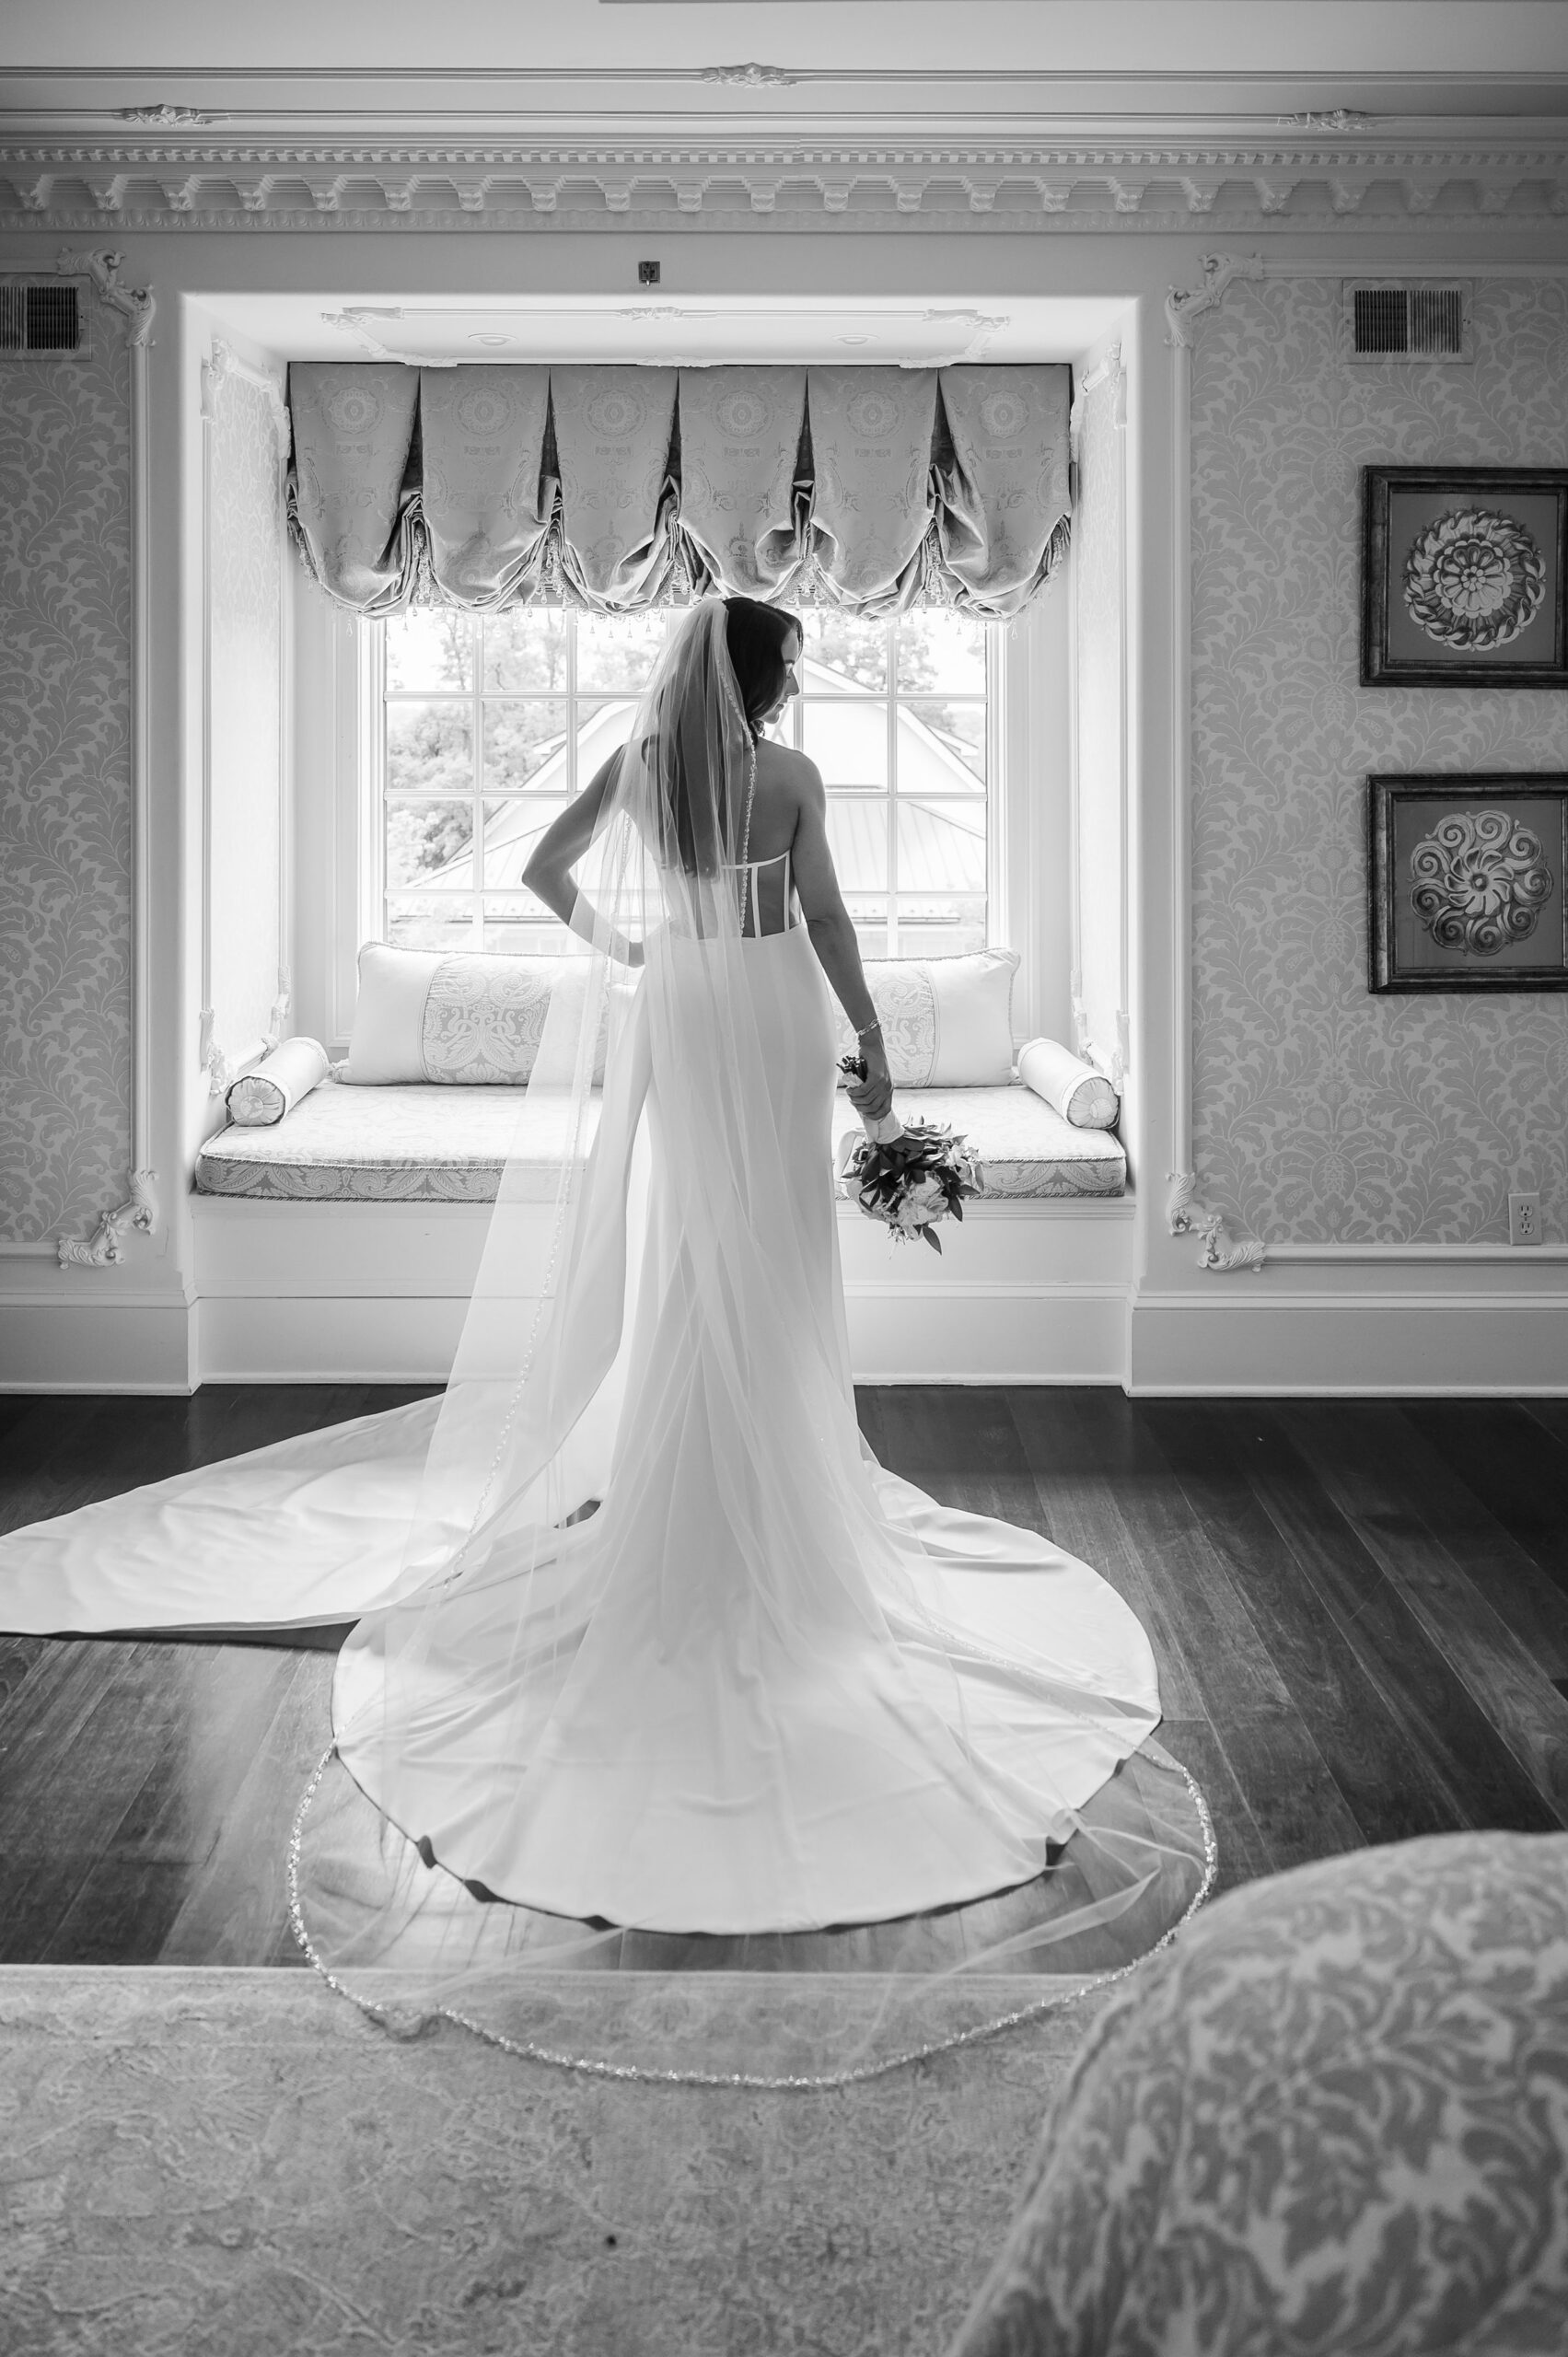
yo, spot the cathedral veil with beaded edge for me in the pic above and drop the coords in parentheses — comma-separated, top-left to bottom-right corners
(0, 601, 1211, 2084)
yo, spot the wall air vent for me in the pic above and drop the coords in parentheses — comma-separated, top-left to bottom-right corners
(0, 278, 88, 359)
(1344, 281, 1471, 363)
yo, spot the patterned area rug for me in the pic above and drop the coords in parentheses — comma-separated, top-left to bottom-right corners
(0, 1967, 1101, 2357)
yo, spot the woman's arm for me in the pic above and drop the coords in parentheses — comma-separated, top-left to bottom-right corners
(520, 749, 642, 966)
(789, 759, 894, 1122)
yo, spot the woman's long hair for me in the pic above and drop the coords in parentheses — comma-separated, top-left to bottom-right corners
(650, 596, 801, 877)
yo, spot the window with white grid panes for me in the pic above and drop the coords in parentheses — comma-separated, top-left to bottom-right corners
(374, 606, 994, 960)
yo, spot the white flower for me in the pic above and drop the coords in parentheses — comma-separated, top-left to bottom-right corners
(892, 1174, 947, 1230)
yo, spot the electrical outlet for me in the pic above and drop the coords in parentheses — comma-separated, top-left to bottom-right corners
(1508, 1190, 1541, 1247)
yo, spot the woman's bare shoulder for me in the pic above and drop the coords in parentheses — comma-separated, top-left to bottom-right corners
(749, 741, 819, 859)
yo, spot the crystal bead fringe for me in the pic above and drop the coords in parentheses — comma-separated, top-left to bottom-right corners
(287, 1740, 1217, 2093)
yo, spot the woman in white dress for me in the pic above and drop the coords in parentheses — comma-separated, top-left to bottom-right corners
(0, 598, 1202, 2078)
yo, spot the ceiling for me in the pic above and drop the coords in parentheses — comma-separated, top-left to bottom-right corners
(5, 1, 1568, 125)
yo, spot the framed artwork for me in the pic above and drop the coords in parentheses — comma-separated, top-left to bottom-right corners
(1361, 466, 1568, 687)
(1367, 772, 1568, 993)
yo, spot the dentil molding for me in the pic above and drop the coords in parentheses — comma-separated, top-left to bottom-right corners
(2, 134, 1565, 231)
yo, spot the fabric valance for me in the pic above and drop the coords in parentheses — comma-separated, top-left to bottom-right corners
(286, 361, 1070, 619)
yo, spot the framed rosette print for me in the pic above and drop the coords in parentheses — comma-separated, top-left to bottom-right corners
(1368, 773, 1568, 993)
(1361, 467, 1568, 687)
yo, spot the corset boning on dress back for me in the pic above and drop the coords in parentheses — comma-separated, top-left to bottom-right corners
(661, 849, 800, 942)
(730, 848, 800, 939)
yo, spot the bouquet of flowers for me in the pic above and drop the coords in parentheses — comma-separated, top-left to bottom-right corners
(838, 1056, 981, 1251)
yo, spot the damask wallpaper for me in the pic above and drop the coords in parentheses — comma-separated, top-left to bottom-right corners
(207, 364, 285, 1083)
(0, 330, 133, 1245)
(1190, 275, 1568, 1246)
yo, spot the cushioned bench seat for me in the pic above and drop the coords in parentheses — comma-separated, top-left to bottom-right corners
(194, 1077, 1125, 1203)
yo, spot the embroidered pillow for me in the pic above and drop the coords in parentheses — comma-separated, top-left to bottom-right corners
(344, 946, 611, 1086)
(831, 949, 1018, 1087)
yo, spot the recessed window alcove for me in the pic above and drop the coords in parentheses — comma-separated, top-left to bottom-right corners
(187, 291, 1136, 1386)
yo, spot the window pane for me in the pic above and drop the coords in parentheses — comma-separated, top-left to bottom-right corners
(386, 702, 472, 796)
(893, 898, 987, 958)
(482, 700, 570, 791)
(482, 610, 570, 692)
(801, 610, 887, 691)
(387, 610, 475, 693)
(896, 610, 986, 696)
(900, 700, 986, 788)
(825, 797, 889, 892)
(482, 796, 572, 890)
(575, 611, 670, 693)
(575, 696, 639, 777)
(387, 896, 476, 955)
(843, 897, 891, 962)
(482, 898, 584, 958)
(802, 700, 888, 791)
(897, 797, 987, 896)
(386, 798, 476, 890)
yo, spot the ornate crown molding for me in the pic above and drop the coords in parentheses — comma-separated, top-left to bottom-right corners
(2, 134, 1564, 233)
(55, 245, 156, 344)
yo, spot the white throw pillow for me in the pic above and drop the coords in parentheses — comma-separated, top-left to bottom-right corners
(1016, 1036, 1121, 1129)
(344, 945, 610, 1086)
(831, 949, 1018, 1087)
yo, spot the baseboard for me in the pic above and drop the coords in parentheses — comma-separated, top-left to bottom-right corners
(1128, 1288, 1568, 1395)
(0, 1298, 196, 1392)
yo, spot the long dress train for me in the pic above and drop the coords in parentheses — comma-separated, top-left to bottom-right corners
(0, 892, 1161, 1940)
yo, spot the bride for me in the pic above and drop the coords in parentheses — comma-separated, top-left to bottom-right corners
(0, 597, 1196, 2070)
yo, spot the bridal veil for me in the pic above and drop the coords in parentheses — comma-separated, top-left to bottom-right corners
(291, 598, 1213, 2081)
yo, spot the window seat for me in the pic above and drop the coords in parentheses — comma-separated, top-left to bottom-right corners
(194, 1078, 1125, 1203)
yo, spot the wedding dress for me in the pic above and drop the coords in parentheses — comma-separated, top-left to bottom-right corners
(0, 603, 1204, 2076)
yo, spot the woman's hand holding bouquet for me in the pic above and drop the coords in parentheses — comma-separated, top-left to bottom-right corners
(838, 1034, 981, 1252)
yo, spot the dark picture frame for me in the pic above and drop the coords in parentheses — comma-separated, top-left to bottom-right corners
(1361, 466, 1568, 687)
(1367, 772, 1568, 993)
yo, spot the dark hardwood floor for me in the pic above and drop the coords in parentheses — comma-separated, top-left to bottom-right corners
(1, 1386, 1564, 1969)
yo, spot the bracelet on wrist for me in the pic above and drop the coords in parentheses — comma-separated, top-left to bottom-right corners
(854, 1017, 883, 1041)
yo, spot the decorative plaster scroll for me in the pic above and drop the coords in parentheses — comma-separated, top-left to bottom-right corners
(54, 246, 156, 346)
(4, 141, 1566, 233)
(1070, 339, 1125, 459)
(1167, 1171, 1267, 1273)
(56, 1169, 158, 1269)
(697, 64, 801, 90)
(1284, 110, 1376, 132)
(115, 105, 224, 127)
(1165, 252, 1267, 348)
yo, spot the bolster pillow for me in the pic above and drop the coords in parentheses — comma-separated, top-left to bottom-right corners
(225, 1036, 331, 1128)
(1016, 1038, 1120, 1129)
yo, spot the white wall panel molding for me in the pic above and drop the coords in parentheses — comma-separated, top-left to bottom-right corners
(198, 333, 289, 1105)
(3, 136, 1566, 233)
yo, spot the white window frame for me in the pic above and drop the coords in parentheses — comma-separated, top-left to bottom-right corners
(296, 596, 1068, 1057)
